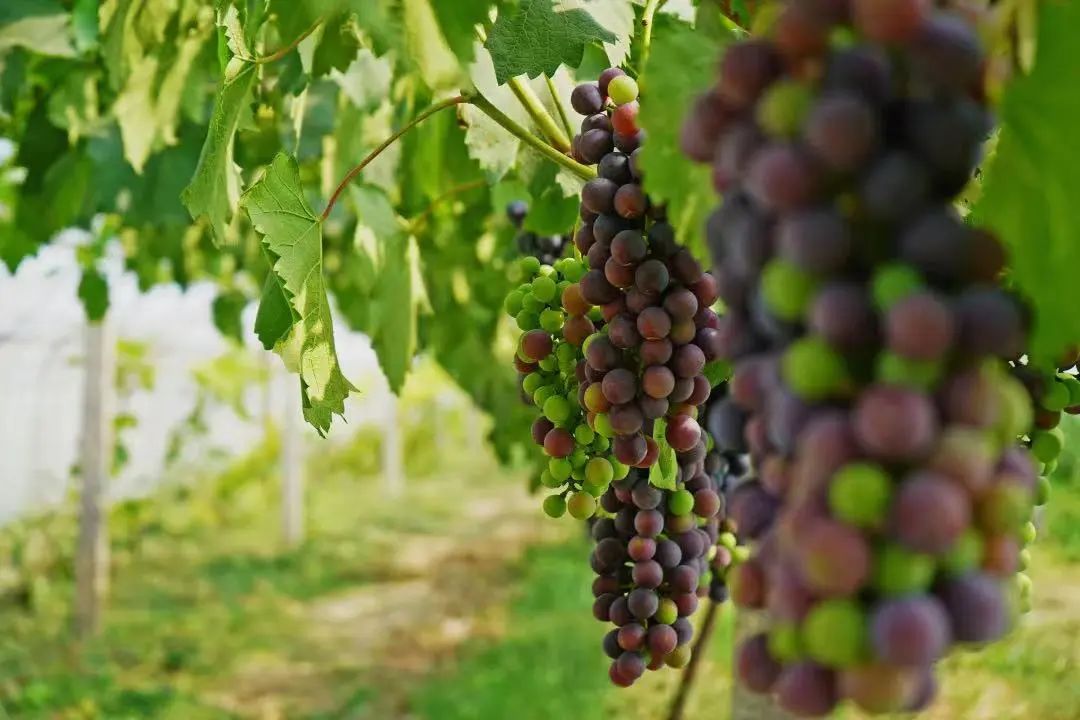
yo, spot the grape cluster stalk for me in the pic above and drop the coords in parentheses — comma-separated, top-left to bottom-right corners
(680, 1, 1050, 715)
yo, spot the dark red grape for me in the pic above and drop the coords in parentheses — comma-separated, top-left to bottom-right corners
(671, 344, 706, 378)
(663, 288, 699, 321)
(608, 314, 641, 349)
(681, 90, 732, 162)
(886, 291, 955, 360)
(531, 417, 554, 445)
(599, 152, 633, 184)
(852, 0, 926, 43)
(582, 177, 619, 214)
(736, 634, 782, 693)
(908, 12, 983, 94)
(809, 282, 877, 350)
(544, 428, 574, 458)
(628, 536, 656, 562)
(635, 259, 671, 296)
(632, 560, 664, 589)
(718, 40, 781, 110)
(641, 338, 673, 365)
(610, 403, 644, 435)
(578, 129, 615, 165)
(860, 152, 930, 222)
(870, 596, 950, 666)
(775, 662, 838, 717)
(580, 269, 619, 305)
(666, 414, 701, 452)
(746, 143, 821, 211)
(605, 256, 636, 288)
(899, 208, 972, 285)
(804, 94, 878, 172)
(599, 67, 626, 97)
(937, 573, 1009, 643)
(586, 335, 618, 371)
(891, 472, 970, 555)
(853, 385, 938, 462)
(614, 183, 646, 220)
(954, 289, 1025, 359)
(616, 434, 649, 466)
(582, 113, 612, 134)
(671, 249, 705, 285)
(643, 365, 676, 399)
(572, 83, 604, 115)
(627, 587, 659, 620)
(612, 101, 640, 136)
(611, 229, 646, 265)
(777, 208, 852, 275)
(799, 519, 871, 596)
(648, 624, 678, 657)
(616, 650, 646, 681)
(637, 306, 672, 340)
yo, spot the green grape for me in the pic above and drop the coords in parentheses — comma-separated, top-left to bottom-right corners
(556, 342, 577, 364)
(610, 458, 629, 480)
(563, 261, 587, 283)
(574, 424, 596, 445)
(519, 256, 541, 277)
(504, 290, 524, 316)
(539, 469, 559, 489)
(828, 462, 892, 529)
(871, 263, 923, 310)
(1019, 548, 1031, 571)
(941, 529, 983, 576)
(538, 355, 558, 372)
(565, 389, 581, 410)
(873, 544, 935, 595)
(538, 264, 557, 278)
(768, 623, 804, 662)
(802, 599, 867, 667)
(996, 373, 1033, 445)
(570, 447, 589, 469)
(540, 308, 566, 333)
(608, 74, 639, 105)
(757, 80, 812, 138)
(655, 598, 678, 625)
(669, 489, 694, 516)
(522, 372, 545, 395)
(782, 337, 849, 400)
(876, 352, 943, 390)
(720, 532, 738, 551)
(522, 292, 547, 313)
(1063, 373, 1080, 406)
(592, 434, 611, 453)
(1016, 572, 1032, 600)
(594, 413, 615, 438)
(665, 644, 692, 668)
(583, 479, 607, 498)
(732, 545, 751, 563)
(1036, 475, 1051, 505)
(588, 306, 603, 322)
(1031, 427, 1065, 463)
(515, 310, 540, 331)
(543, 494, 566, 518)
(567, 491, 597, 519)
(1021, 521, 1037, 545)
(571, 466, 585, 482)
(549, 458, 573, 483)
(761, 259, 818, 321)
(543, 395, 572, 424)
(533, 385, 556, 407)
(1042, 378, 1071, 412)
(532, 276, 557, 304)
(585, 457, 614, 487)
(978, 484, 1032, 534)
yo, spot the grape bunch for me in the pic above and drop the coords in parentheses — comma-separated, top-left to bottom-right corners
(679, 2, 1045, 715)
(506, 200, 570, 266)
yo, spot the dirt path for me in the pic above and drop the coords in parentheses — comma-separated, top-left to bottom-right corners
(205, 487, 574, 719)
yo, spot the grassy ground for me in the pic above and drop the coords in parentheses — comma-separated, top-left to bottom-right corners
(1, 440, 1078, 720)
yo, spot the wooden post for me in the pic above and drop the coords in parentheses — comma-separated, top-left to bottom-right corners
(732, 610, 793, 720)
(74, 317, 114, 639)
(281, 373, 305, 548)
(382, 394, 403, 496)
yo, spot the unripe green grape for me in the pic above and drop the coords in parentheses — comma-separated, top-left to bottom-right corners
(1063, 373, 1080, 406)
(531, 275, 557, 303)
(802, 600, 868, 667)
(608, 74, 639, 105)
(610, 458, 629, 480)
(588, 306, 603, 322)
(522, 292, 546, 313)
(1041, 378, 1071, 412)
(504, 290, 524, 316)
(655, 598, 678, 625)
(978, 484, 1032, 534)
(757, 80, 812, 138)
(732, 545, 751, 564)
(519, 256, 541, 277)
(543, 395, 572, 424)
(539, 469, 557, 489)
(876, 352, 942, 390)
(563, 261, 587, 283)
(768, 623, 804, 662)
(1036, 475, 1051, 505)
(720, 532, 738, 551)
(556, 342, 577, 364)
(871, 263, 923, 310)
(567, 491, 597, 519)
(1031, 427, 1065, 463)
(583, 479, 607, 498)
(556, 279, 571, 298)
(549, 457, 573, 482)
(586, 457, 614, 487)
(761, 259, 818, 321)
(995, 373, 1033, 444)
(522, 372, 545, 395)
(669, 489, 695, 516)
(574, 424, 596, 445)
(593, 434, 611, 453)
(538, 264, 557, 278)
(543, 494, 567, 518)
(1019, 548, 1032, 571)
(533, 385, 556, 407)
(570, 447, 589, 469)
(941, 529, 983, 576)
(540, 308, 565, 333)
(538, 354, 558, 372)
(515, 310, 540, 331)
(872, 544, 935, 596)
(829, 463, 892, 529)
(665, 644, 692, 668)
(1021, 521, 1037, 545)
(570, 466, 585, 482)
(594, 413, 615, 438)
(1016, 572, 1032, 601)
(782, 337, 850, 400)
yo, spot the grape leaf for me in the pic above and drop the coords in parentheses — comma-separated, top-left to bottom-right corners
(463, 43, 528, 180)
(0, 0, 75, 57)
(485, 0, 617, 84)
(255, 266, 295, 350)
(181, 61, 256, 243)
(649, 419, 678, 490)
(560, 0, 635, 68)
(523, 159, 579, 236)
(703, 359, 733, 388)
(311, 11, 360, 78)
(212, 289, 248, 342)
(242, 153, 355, 434)
(638, 15, 733, 261)
(429, 0, 491, 64)
(974, 0, 1080, 359)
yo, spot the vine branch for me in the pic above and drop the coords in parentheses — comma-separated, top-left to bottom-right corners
(666, 599, 721, 720)
(322, 95, 468, 221)
(256, 18, 324, 64)
(467, 92, 597, 181)
(508, 76, 572, 153)
(641, 0, 665, 69)
(545, 74, 576, 141)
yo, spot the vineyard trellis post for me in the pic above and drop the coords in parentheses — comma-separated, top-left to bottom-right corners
(74, 315, 114, 639)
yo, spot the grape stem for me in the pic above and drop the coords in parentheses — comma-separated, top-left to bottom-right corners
(255, 18, 324, 64)
(545, 74, 576, 141)
(665, 599, 720, 720)
(508, 76, 572, 153)
(640, 0, 667, 69)
(322, 95, 468, 221)
(465, 91, 598, 181)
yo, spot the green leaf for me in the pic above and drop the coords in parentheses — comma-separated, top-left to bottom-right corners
(181, 61, 256, 242)
(561, 0, 635, 68)
(523, 160, 578, 236)
(703, 359, 732, 387)
(429, 0, 490, 64)
(485, 0, 617, 84)
(638, 15, 734, 261)
(648, 418, 678, 490)
(0, 0, 75, 57)
(242, 153, 356, 434)
(332, 49, 393, 111)
(212, 290, 248, 342)
(463, 43, 527, 180)
(311, 11, 360, 78)
(254, 266, 294, 350)
(71, 0, 99, 53)
(973, 0, 1080, 359)
(78, 267, 109, 321)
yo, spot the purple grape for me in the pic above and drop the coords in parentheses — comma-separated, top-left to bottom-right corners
(870, 596, 951, 666)
(572, 83, 604, 115)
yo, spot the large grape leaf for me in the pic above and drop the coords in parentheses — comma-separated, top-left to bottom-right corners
(561, 0, 635, 68)
(429, 0, 492, 64)
(242, 153, 355, 435)
(0, 0, 75, 57)
(974, 0, 1080, 360)
(463, 43, 528, 180)
(181, 60, 256, 243)
(485, 0, 617, 84)
(638, 15, 733, 261)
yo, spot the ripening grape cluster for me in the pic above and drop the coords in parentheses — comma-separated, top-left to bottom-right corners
(679, 1, 1047, 715)
(506, 200, 569, 266)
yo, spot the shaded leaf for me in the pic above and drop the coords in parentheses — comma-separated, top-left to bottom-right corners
(78, 267, 109, 321)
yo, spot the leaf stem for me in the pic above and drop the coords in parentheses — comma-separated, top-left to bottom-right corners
(466, 91, 597, 182)
(322, 95, 468, 221)
(545, 74, 576, 141)
(256, 18, 324, 64)
(641, 0, 665, 69)
(507, 76, 572, 153)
